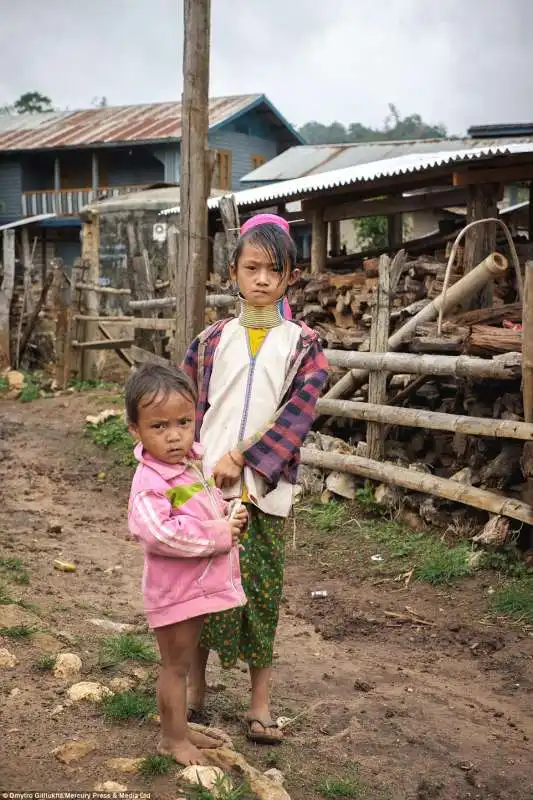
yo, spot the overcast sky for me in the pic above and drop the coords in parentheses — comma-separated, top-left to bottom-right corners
(0, 0, 531, 135)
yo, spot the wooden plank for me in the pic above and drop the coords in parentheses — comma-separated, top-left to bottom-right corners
(300, 448, 533, 525)
(312, 189, 469, 223)
(98, 323, 134, 367)
(366, 254, 390, 460)
(0, 229, 15, 368)
(174, 0, 211, 361)
(130, 345, 170, 366)
(80, 218, 100, 380)
(75, 315, 176, 331)
(453, 163, 533, 186)
(129, 294, 235, 312)
(73, 338, 134, 350)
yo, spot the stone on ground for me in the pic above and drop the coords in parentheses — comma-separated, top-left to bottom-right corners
(93, 781, 128, 792)
(67, 681, 112, 702)
(0, 647, 17, 668)
(105, 757, 143, 774)
(53, 653, 82, 680)
(0, 603, 40, 628)
(206, 748, 292, 800)
(52, 739, 97, 764)
(179, 766, 227, 795)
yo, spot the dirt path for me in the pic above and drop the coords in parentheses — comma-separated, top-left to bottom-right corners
(1, 392, 533, 799)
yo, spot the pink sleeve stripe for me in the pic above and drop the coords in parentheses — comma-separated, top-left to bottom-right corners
(133, 492, 213, 555)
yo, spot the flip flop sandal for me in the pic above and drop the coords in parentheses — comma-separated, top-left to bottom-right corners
(187, 706, 210, 724)
(245, 715, 283, 745)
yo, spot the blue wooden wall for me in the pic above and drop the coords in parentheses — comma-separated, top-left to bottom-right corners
(0, 159, 22, 224)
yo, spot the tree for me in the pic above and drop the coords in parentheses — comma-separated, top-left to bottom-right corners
(13, 92, 54, 114)
(91, 96, 108, 108)
(299, 104, 447, 145)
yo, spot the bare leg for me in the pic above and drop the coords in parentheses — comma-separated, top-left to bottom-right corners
(155, 618, 219, 766)
(187, 645, 210, 713)
(248, 665, 283, 742)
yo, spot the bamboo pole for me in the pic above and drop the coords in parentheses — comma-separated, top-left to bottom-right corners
(80, 217, 101, 380)
(316, 398, 533, 441)
(324, 350, 521, 380)
(323, 252, 508, 401)
(367, 254, 390, 460)
(300, 448, 533, 525)
(129, 294, 235, 311)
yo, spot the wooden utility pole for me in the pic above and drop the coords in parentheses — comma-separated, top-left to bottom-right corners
(173, 0, 211, 363)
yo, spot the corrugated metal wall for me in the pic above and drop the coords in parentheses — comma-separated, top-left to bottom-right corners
(0, 158, 23, 223)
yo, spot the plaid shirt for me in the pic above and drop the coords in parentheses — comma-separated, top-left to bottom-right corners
(182, 319, 329, 487)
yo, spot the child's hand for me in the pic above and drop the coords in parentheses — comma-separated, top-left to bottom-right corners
(213, 450, 244, 489)
(233, 505, 248, 532)
(229, 518, 245, 548)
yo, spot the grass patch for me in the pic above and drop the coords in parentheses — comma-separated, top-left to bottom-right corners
(19, 375, 41, 403)
(35, 654, 56, 671)
(0, 557, 30, 585)
(17, 599, 40, 614)
(100, 633, 158, 668)
(0, 583, 13, 604)
(138, 754, 175, 777)
(0, 375, 8, 393)
(85, 415, 136, 467)
(302, 501, 347, 532)
(0, 625, 35, 639)
(490, 578, 533, 624)
(69, 378, 116, 392)
(101, 689, 157, 721)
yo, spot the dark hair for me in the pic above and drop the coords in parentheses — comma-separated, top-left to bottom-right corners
(125, 363, 197, 425)
(233, 223, 297, 279)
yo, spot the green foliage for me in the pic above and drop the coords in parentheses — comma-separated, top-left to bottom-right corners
(0, 375, 8, 393)
(299, 103, 447, 145)
(35, 654, 56, 671)
(13, 91, 54, 114)
(355, 216, 389, 250)
(185, 777, 251, 800)
(0, 557, 29, 585)
(0, 625, 35, 639)
(18, 376, 41, 403)
(317, 765, 378, 799)
(138, 754, 175, 777)
(101, 689, 157, 721)
(85, 415, 136, 467)
(69, 378, 116, 392)
(490, 578, 533, 624)
(414, 542, 473, 585)
(302, 501, 347, 532)
(99, 633, 158, 668)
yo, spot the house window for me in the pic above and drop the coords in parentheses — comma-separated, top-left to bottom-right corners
(251, 155, 265, 170)
(213, 149, 232, 190)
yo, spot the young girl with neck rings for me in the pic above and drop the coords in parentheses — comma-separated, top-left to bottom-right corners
(183, 213, 328, 744)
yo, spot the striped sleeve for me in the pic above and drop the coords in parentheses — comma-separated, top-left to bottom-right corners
(128, 490, 232, 558)
(237, 339, 329, 485)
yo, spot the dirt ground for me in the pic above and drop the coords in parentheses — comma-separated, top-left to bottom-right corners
(1, 390, 533, 800)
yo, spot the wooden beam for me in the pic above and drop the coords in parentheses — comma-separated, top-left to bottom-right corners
(324, 350, 521, 380)
(75, 315, 176, 331)
(310, 207, 327, 273)
(300, 448, 533, 525)
(0, 229, 16, 368)
(387, 213, 402, 250)
(311, 188, 469, 223)
(463, 183, 499, 308)
(98, 322, 134, 367)
(73, 338, 134, 350)
(453, 163, 533, 187)
(529, 182, 533, 242)
(130, 345, 170, 366)
(130, 293, 235, 312)
(329, 220, 341, 257)
(80, 218, 101, 380)
(174, 0, 211, 362)
(366, 254, 390, 460)
(74, 282, 131, 295)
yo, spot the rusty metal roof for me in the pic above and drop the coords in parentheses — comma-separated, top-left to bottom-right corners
(0, 95, 265, 152)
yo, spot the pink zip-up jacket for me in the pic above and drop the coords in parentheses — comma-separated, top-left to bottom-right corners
(128, 442, 246, 629)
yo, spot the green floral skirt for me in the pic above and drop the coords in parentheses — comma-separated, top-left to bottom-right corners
(200, 505, 285, 669)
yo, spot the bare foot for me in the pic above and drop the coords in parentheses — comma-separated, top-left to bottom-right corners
(187, 680, 206, 718)
(158, 738, 207, 766)
(188, 728, 223, 749)
(249, 720, 283, 742)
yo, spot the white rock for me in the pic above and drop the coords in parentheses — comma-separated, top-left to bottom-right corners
(105, 757, 142, 774)
(88, 618, 137, 633)
(9, 687, 21, 698)
(53, 653, 82, 680)
(326, 470, 357, 500)
(53, 739, 97, 764)
(264, 768, 285, 785)
(108, 676, 135, 692)
(180, 766, 227, 794)
(67, 681, 112, 702)
(93, 782, 128, 793)
(0, 648, 17, 668)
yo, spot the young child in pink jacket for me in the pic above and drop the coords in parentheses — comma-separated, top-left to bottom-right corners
(126, 363, 248, 766)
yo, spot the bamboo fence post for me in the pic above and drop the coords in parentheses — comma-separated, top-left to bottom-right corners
(300, 448, 533, 525)
(367, 254, 390, 460)
(315, 398, 533, 441)
(520, 260, 533, 502)
(80, 216, 101, 380)
(323, 252, 508, 401)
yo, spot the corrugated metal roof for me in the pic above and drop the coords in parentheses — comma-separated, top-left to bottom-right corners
(161, 142, 533, 215)
(0, 95, 262, 151)
(0, 213, 56, 231)
(242, 137, 533, 183)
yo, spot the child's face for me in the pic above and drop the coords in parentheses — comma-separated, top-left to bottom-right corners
(129, 391, 195, 465)
(230, 242, 298, 307)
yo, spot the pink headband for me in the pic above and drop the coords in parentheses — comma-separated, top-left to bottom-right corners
(240, 213, 290, 235)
